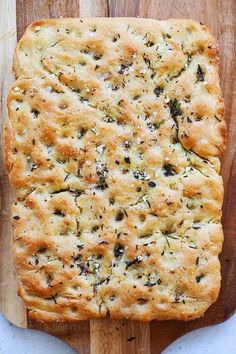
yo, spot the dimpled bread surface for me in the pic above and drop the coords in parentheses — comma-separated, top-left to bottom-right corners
(5, 18, 226, 321)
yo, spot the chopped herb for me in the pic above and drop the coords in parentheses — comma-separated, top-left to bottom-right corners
(31, 109, 39, 118)
(196, 64, 205, 82)
(38, 247, 47, 253)
(112, 85, 119, 91)
(169, 99, 182, 117)
(80, 96, 89, 103)
(104, 115, 115, 123)
(124, 156, 131, 164)
(123, 209, 128, 217)
(148, 181, 156, 188)
(96, 162, 108, 176)
(52, 188, 70, 194)
(145, 41, 155, 47)
(133, 95, 140, 100)
(122, 168, 129, 174)
(163, 164, 176, 176)
(189, 245, 197, 249)
(51, 41, 60, 47)
(54, 209, 65, 217)
(143, 55, 151, 67)
(114, 243, 124, 257)
(30, 163, 38, 171)
(95, 144, 106, 154)
(109, 198, 115, 205)
(192, 224, 201, 230)
(78, 128, 86, 139)
(51, 295, 57, 304)
(118, 62, 133, 74)
(96, 176, 108, 190)
(112, 34, 120, 42)
(187, 117, 192, 123)
(94, 53, 102, 60)
(124, 140, 131, 148)
(142, 195, 151, 208)
(144, 281, 156, 287)
(73, 255, 81, 262)
(154, 86, 163, 97)
(133, 170, 150, 180)
(139, 234, 152, 239)
(126, 256, 142, 269)
(214, 115, 221, 122)
(80, 49, 89, 54)
(13, 215, 20, 220)
(196, 275, 203, 283)
(115, 210, 125, 221)
(137, 298, 148, 304)
(78, 264, 87, 275)
(151, 70, 156, 79)
(99, 240, 109, 245)
(174, 293, 180, 303)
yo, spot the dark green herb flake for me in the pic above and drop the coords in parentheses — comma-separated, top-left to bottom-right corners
(13, 215, 20, 220)
(163, 164, 176, 177)
(196, 64, 205, 82)
(114, 243, 124, 257)
(154, 86, 163, 97)
(124, 157, 131, 164)
(196, 275, 203, 283)
(169, 99, 182, 117)
(148, 181, 156, 188)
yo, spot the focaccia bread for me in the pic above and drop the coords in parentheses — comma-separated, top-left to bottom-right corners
(5, 18, 226, 322)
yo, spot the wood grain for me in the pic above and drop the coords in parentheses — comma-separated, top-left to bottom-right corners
(16, 0, 81, 39)
(90, 319, 150, 354)
(0, 0, 27, 328)
(0, 0, 235, 353)
(80, 0, 108, 17)
(108, 0, 139, 17)
(29, 318, 90, 354)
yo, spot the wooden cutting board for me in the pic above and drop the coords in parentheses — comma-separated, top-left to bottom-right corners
(0, 1, 235, 353)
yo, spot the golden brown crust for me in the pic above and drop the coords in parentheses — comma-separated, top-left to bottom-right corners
(6, 18, 226, 322)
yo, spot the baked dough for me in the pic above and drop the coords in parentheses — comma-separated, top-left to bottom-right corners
(5, 18, 226, 321)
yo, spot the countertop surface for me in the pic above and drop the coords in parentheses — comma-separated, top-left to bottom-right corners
(0, 312, 235, 354)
